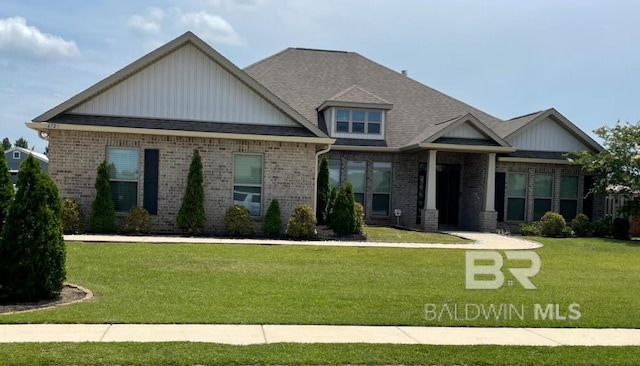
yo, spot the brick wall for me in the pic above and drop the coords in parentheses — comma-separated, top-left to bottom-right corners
(48, 130, 316, 233)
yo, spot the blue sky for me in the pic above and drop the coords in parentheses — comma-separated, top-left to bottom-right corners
(1, 0, 639, 152)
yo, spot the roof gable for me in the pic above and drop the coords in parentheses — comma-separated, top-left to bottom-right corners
(408, 113, 510, 147)
(33, 32, 328, 139)
(505, 108, 602, 152)
(318, 85, 393, 111)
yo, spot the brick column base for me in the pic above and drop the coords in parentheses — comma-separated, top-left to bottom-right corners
(478, 211, 498, 232)
(421, 209, 439, 232)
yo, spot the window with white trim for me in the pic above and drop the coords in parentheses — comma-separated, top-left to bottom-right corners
(107, 147, 139, 212)
(233, 154, 263, 217)
(328, 159, 341, 189)
(336, 109, 382, 134)
(507, 173, 527, 221)
(533, 174, 553, 221)
(372, 162, 391, 216)
(560, 176, 579, 221)
(347, 161, 366, 207)
(13, 151, 20, 159)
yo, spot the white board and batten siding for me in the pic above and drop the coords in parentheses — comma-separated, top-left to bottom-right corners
(443, 122, 486, 139)
(71, 44, 297, 127)
(507, 117, 590, 152)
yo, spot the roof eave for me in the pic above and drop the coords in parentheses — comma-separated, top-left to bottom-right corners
(401, 143, 516, 153)
(498, 156, 573, 165)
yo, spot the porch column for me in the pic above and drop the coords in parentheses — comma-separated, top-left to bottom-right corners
(426, 149, 437, 209)
(484, 153, 496, 211)
(479, 152, 498, 232)
(421, 149, 439, 231)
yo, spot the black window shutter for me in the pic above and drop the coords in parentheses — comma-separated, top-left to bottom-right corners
(494, 172, 506, 222)
(143, 149, 159, 215)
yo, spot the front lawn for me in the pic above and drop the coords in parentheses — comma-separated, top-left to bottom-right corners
(0, 343, 639, 366)
(363, 226, 471, 243)
(1, 237, 638, 328)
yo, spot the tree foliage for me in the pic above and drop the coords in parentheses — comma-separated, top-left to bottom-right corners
(0, 146, 14, 234)
(1, 138, 10, 151)
(14, 137, 28, 149)
(177, 149, 206, 235)
(0, 155, 66, 302)
(316, 155, 330, 224)
(568, 121, 640, 216)
(90, 160, 116, 233)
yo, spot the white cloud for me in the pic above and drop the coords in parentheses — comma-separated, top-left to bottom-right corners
(0, 17, 79, 58)
(128, 7, 165, 36)
(180, 11, 243, 46)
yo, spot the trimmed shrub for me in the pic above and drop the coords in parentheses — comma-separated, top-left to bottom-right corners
(612, 217, 630, 240)
(354, 202, 365, 234)
(539, 212, 566, 237)
(324, 187, 338, 226)
(330, 184, 357, 235)
(262, 199, 282, 237)
(61, 197, 83, 234)
(0, 146, 14, 234)
(124, 206, 152, 235)
(0, 155, 66, 302)
(561, 226, 574, 238)
(519, 222, 540, 236)
(224, 205, 255, 237)
(286, 204, 317, 239)
(90, 161, 115, 233)
(177, 149, 206, 235)
(571, 214, 592, 237)
(593, 215, 613, 237)
(316, 155, 330, 224)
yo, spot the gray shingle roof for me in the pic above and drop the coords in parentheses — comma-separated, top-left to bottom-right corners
(327, 85, 392, 105)
(245, 48, 507, 148)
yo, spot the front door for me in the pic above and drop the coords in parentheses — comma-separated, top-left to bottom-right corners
(436, 164, 460, 226)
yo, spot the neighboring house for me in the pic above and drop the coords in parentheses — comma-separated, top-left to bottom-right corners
(4, 146, 49, 185)
(27, 32, 602, 233)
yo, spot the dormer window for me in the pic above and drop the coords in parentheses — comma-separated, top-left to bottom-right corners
(336, 109, 382, 135)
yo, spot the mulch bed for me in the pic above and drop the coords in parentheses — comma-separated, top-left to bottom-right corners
(0, 285, 89, 314)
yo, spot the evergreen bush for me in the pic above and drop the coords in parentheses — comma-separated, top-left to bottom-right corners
(61, 197, 83, 234)
(592, 215, 613, 237)
(519, 222, 540, 236)
(0, 155, 66, 302)
(262, 199, 282, 237)
(329, 184, 357, 235)
(316, 155, 330, 224)
(177, 149, 206, 235)
(539, 211, 566, 237)
(0, 146, 13, 234)
(124, 206, 152, 235)
(90, 161, 115, 233)
(571, 213, 592, 237)
(612, 217, 630, 240)
(286, 204, 317, 239)
(224, 205, 255, 237)
(354, 202, 365, 234)
(324, 187, 338, 226)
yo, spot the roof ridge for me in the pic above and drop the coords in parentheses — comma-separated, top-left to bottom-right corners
(293, 47, 350, 53)
(507, 109, 546, 121)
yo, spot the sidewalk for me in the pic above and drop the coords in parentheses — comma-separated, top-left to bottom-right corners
(65, 232, 542, 250)
(0, 324, 638, 346)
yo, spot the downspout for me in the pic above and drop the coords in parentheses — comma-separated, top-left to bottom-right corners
(313, 144, 332, 215)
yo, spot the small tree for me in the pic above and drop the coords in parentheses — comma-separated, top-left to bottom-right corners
(262, 199, 282, 237)
(0, 155, 66, 302)
(14, 137, 28, 149)
(316, 155, 330, 224)
(330, 183, 357, 235)
(90, 161, 116, 233)
(0, 147, 14, 234)
(177, 149, 206, 235)
(324, 187, 338, 226)
(1, 138, 10, 151)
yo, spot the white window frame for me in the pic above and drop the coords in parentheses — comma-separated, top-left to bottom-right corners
(233, 153, 263, 217)
(106, 147, 139, 213)
(13, 151, 20, 159)
(335, 109, 383, 135)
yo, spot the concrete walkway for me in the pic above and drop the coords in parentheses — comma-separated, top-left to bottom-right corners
(65, 232, 541, 250)
(0, 324, 638, 346)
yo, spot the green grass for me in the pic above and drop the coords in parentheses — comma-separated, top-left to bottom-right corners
(0, 343, 638, 366)
(363, 226, 471, 243)
(1, 237, 638, 327)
